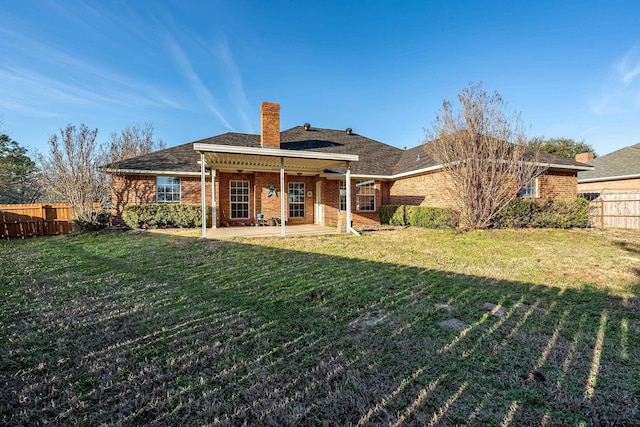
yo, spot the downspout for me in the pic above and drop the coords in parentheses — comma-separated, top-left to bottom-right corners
(200, 153, 206, 238)
(345, 162, 360, 236)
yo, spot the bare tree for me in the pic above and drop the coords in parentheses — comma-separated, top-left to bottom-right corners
(39, 124, 109, 230)
(424, 83, 548, 230)
(106, 123, 165, 163)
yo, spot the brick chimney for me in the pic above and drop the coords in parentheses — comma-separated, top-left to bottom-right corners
(260, 102, 280, 148)
(575, 152, 595, 163)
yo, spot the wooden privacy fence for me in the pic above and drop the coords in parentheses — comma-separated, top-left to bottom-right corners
(589, 192, 640, 229)
(0, 204, 77, 238)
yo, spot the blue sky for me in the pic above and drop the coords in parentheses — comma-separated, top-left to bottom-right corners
(1, 1, 639, 158)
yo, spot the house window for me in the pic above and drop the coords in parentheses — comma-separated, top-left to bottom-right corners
(157, 176, 180, 203)
(356, 180, 376, 212)
(288, 182, 305, 218)
(339, 180, 347, 211)
(230, 180, 250, 219)
(519, 177, 538, 198)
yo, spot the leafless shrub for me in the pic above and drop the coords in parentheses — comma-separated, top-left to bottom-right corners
(425, 82, 548, 230)
(38, 124, 109, 229)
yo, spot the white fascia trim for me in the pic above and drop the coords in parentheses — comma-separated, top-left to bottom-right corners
(194, 143, 359, 162)
(321, 164, 445, 180)
(513, 160, 593, 171)
(322, 161, 588, 181)
(547, 163, 594, 171)
(102, 168, 208, 176)
(578, 173, 640, 183)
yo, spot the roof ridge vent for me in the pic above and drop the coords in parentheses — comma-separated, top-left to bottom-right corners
(346, 128, 352, 135)
(304, 123, 310, 131)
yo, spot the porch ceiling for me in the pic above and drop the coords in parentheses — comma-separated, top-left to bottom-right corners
(194, 143, 359, 173)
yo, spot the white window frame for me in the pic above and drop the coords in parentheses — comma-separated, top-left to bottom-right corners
(288, 182, 305, 218)
(356, 180, 376, 212)
(339, 180, 347, 211)
(230, 180, 250, 219)
(519, 177, 538, 198)
(156, 176, 181, 203)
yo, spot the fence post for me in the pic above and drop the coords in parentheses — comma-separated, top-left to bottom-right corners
(599, 199, 604, 228)
(41, 204, 46, 236)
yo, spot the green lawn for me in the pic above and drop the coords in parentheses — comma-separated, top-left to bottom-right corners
(1, 228, 639, 426)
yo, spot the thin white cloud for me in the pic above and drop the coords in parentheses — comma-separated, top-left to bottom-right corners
(0, 24, 185, 114)
(592, 44, 640, 115)
(618, 45, 640, 84)
(574, 126, 599, 140)
(159, 14, 253, 134)
(165, 35, 234, 130)
(214, 38, 254, 134)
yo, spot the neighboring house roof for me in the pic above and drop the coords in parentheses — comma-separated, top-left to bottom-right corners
(578, 143, 640, 182)
(102, 126, 591, 178)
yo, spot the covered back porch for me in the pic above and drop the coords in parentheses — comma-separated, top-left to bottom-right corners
(195, 143, 359, 237)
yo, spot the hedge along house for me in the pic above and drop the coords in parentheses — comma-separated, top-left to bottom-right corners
(102, 102, 593, 236)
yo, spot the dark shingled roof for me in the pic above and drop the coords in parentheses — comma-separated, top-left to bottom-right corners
(393, 140, 590, 176)
(102, 126, 590, 176)
(280, 126, 404, 175)
(102, 132, 261, 173)
(102, 127, 405, 176)
(394, 145, 438, 175)
(578, 143, 640, 181)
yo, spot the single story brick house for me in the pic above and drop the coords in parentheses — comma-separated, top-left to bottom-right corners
(102, 102, 593, 236)
(577, 144, 640, 194)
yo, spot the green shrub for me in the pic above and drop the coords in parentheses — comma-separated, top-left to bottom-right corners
(379, 205, 401, 225)
(379, 205, 458, 229)
(493, 199, 533, 229)
(123, 204, 207, 229)
(494, 198, 590, 229)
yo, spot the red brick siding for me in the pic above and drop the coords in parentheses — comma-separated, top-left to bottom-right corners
(578, 177, 640, 193)
(322, 179, 381, 226)
(537, 170, 577, 198)
(216, 172, 316, 226)
(388, 171, 456, 208)
(181, 177, 212, 205)
(388, 169, 578, 211)
(111, 168, 578, 227)
(110, 175, 156, 224)
(254, 172, 283, 221)
(110, 174, 213, 225)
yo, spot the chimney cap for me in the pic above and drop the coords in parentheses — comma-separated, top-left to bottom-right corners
(346, 128, 352, 135)
(303, 123, 311, 130)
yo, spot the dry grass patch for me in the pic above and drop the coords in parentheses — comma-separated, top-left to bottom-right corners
(1, 228, 639, 425)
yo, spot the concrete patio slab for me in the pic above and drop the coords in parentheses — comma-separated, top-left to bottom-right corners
(204, 224, 340, 239)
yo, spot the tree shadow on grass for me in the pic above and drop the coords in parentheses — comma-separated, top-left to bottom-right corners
(1, 232, 639, 426)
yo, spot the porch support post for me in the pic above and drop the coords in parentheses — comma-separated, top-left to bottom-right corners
(345, 162, 360, 236)
(280, 157, 286, 237)
(200, 153, 206, 238)
(211, 169, 217, 229)
(346, 162, 352, 230)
